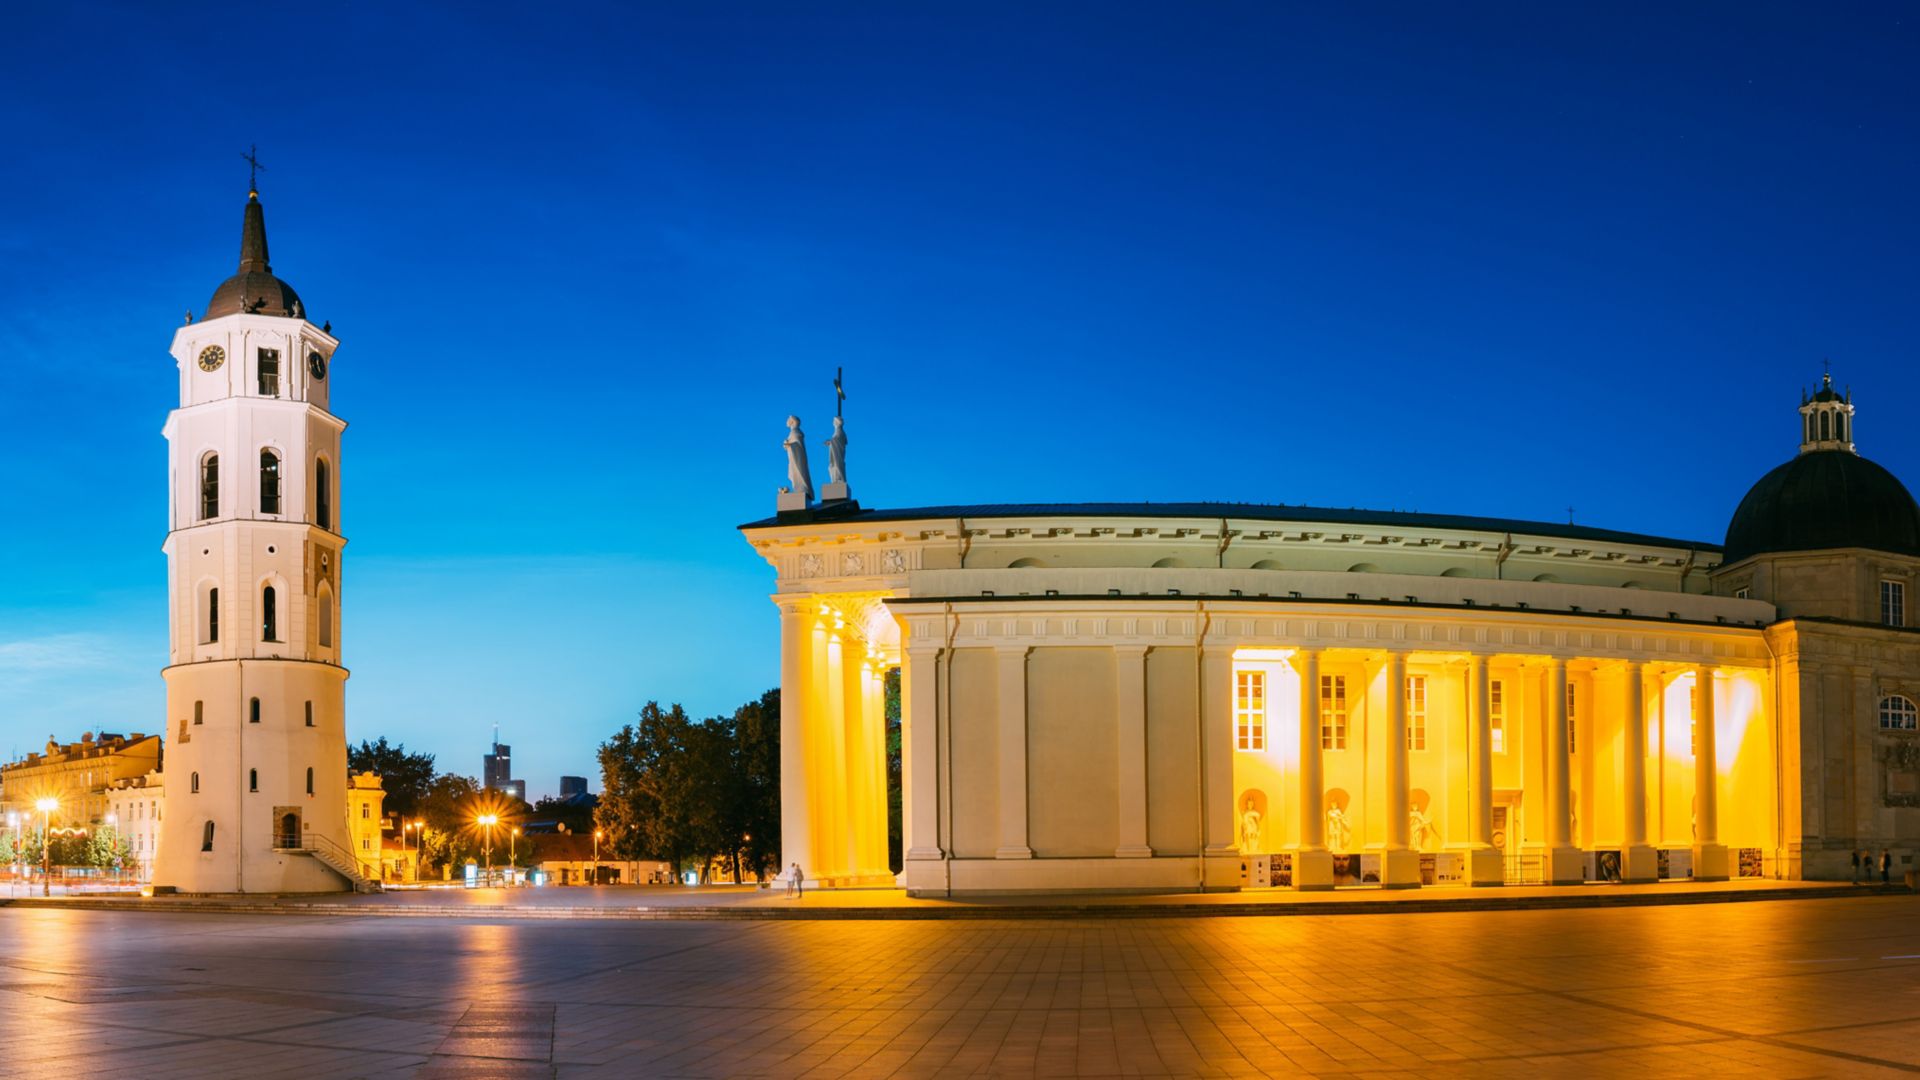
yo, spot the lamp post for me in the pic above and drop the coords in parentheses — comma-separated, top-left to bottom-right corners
(6, 811, 17, 889)
(593, 828, 602, 887)
(477, 814, 498, 885)
(511, 827, 521, 882)
(105, 813, 118, 885)
(35, 798, 58, 898)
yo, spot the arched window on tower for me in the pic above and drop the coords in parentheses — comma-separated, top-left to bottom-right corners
(317, 585, 334, 649)
(203, 586, 219, 644)
(305, 767, 314, 796)
(261, 586, 278, 642)
(191, 771, 200, 793)
(200, 453, 220, 519)
(259, 450, 281, 515)
(250, 697, 261, 724)
(1820, 411, 1831, 441)
(1838, 413, 1848, 443)
(202, 820, 215, 851)
(249, 768, 258, 792)
(315, 458, 331, 530)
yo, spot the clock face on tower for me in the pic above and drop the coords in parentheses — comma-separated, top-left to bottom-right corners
(308, 351, 327, 380)
(197, 345, 225, 372)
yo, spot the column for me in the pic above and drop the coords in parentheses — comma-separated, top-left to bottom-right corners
(901, 644, 943, 865)
(1380, 651, 1420, 888)
(822, 626, 849, 881)
(1113, 646, 1152, 858)
(1200, 648, 1240, 887)
(1621, 661, 1656, 882)
(777, 601, 814, 883)
(866, 656, 889, 877)
(1693, 665, 1729, 880)
(1467, 655, 1502, 885)
(1293, 649, 1333, 889)
(994, 646, 1031, 859)
(1544, 656, 1581, 884)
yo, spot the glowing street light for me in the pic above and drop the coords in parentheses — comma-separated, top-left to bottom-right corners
(35, 798, 57, 897)
(476, 813, 498, 884)
(511, 827, 521, 871)
(593, 828, 603, 887)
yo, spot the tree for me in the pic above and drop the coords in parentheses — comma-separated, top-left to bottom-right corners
(87, 826, 132, 870)
(347, 737, 438, 820)
(733, 689, 781, 882)
(597, 702, 698, 874)
(529, 793, 598, 835)
(416, 773, 482, 875)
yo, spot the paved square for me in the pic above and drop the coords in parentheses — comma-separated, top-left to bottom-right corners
(3, 896, 1919, 1076)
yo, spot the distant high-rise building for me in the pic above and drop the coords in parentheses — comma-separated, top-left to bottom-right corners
(500, 779, 525, 803)
(559, 775, 587, 798)
(484, 727, 512, 792)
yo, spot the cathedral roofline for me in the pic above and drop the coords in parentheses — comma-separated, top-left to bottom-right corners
(739, 500, 1720, 555)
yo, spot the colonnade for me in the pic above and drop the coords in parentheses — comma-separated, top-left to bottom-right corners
(777, 599, 892, 885)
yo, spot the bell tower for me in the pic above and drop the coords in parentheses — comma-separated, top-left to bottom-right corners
(152, 173, 354, 893)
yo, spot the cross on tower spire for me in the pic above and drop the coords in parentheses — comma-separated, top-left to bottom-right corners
(241, 144, 265, 196)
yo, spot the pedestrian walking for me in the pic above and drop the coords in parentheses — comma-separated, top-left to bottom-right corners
(1853, 849, 1862, 884)
(1882, 848, 1892, 885)
(795, 863, 806, 898)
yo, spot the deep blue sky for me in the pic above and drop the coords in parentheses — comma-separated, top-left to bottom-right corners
(2, 4, 1916, 799)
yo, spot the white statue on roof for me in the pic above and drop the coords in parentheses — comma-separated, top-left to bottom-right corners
(779, 416, 812, 512)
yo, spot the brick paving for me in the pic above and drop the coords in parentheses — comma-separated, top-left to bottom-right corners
(3, 896, 1920, 1076)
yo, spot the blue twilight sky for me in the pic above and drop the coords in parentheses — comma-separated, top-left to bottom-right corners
(1, 4, 1917, 800)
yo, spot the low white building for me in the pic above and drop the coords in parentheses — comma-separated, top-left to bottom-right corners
(105, 770, 165, 881)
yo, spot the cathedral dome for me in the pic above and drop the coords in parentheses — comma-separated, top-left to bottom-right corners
(201, 191, 305, 320)
(1723, 450, 1920, 564)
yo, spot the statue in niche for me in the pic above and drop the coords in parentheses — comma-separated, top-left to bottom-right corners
(1239, 797, 1263, 853)
(824, 416, 848, 485)
(1409, 808, 1441, 852)
(1326, 805, 1352, 853)
(781, 416, 813, 501)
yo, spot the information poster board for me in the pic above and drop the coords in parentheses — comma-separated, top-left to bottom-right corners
(1269, 852, 1293, 888)
(1660, 848, 1692, 880)
(1332, 853, 1364, 886)
(1738, 848, 1764, 878)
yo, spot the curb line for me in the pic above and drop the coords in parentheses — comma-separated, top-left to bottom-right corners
(0, 885, 1908, 921)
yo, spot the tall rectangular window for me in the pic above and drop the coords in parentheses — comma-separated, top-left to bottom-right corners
(1490, 679, 1506, 753)
(207, 587, 219, 643)
(1320, 674, 1348, 751)
(1566, 681, 1577, 753)
(261, 586, 277, 642)
(199, 455, 219, 519)
(259, 451, 281, 515)
(258, 348, 280, 396)
(1405, 674, 1427, 750)
(1234, 670, 1266, 751)
(1883, 580, 1905, 627)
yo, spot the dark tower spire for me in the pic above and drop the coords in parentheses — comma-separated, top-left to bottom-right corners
(238, 192, 271, 275)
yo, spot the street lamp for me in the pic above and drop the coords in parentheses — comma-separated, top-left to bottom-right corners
(35, 798, 57, 898)
(477, 813, 498, 885)
(511, 827, 521, 876)
(593, 828, 602, 887)
(105, 813, 119, 885)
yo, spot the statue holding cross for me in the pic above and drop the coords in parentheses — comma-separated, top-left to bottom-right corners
(822, 368, 851, 502)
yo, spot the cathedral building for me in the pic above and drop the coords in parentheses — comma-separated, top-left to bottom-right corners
(744, 376, 1920, 892)
(150, 181, 361, 893)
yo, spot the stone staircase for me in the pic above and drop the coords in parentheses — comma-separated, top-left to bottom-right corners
(296, 834, 382, 893)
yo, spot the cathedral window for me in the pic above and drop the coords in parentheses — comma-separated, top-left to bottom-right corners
(249, 769, 258, 793)
(250, 697, 261, 724)
(1566, 682, 1577, 753)
(1320, 675, 1348, 750)
(1880, 696, 1918, 731)
(1882, 580, 1905, 628)
(315, 458, 331, 530)
(261, 586, 278, 642)
(1234, 670, 1266, 751)
(259, 450, 281, 515)
(205, 586, 219, 644)
(1819, 411, 1831, 441)
(305, 701, 315, 727)
(194, 700, 203, 725)
(257, 348, 280, 396)
(202, 821, 214, 851)
(1489, 680, 1506, 752)
(306, 767, 314, 796)
(318, 586, 334, 649)
(191, 772, 200, 793)
(1405, 675, 1427, 750)
(1838, 413, 1848, 442)
(200, 453, 220, 519)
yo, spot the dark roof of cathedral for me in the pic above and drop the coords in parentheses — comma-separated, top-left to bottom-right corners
(743, 501, 1719, 552)
(202, 192, 304, 320)
(1723, 450, 1920, 564)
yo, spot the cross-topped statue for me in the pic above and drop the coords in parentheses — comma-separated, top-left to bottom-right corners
(242, 144, 265, 193)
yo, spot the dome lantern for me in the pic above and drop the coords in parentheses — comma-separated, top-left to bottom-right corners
(1798, 369, 1855, 455)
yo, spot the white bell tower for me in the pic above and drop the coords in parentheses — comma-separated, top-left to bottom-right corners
(152, 175, 355, 893)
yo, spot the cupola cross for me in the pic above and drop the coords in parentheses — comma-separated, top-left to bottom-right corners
(241, 145, 265, 193)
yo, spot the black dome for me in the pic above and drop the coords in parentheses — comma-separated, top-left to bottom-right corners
(205, 270, 302, 319)
(1723, 450, 1920, 564)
